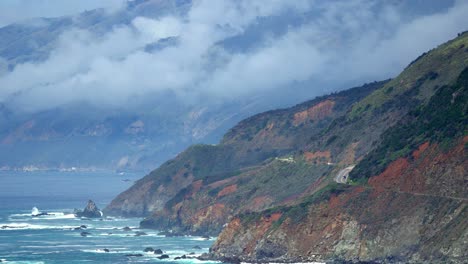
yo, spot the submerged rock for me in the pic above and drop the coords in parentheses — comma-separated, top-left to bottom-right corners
(157, 254, 170, 259)
(154, 249, 163, 254)
(75, 200, 102, 218)
(125, 254, 143, 257)
(31, 212, 50, 217)
(103, 248, 110, 252)
(134, 231, 147, 236)
(122, 226, 132, 231)
(80, 231, 91, 237)
(143, 247, 154, 252)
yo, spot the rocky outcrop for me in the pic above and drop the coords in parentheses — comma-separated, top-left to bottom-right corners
(292, 100, 335, 126)
(138, 158, 333, 236)
(75, 200, 102, 218)
(209, 186, 467, 263)
(212, 139, 468, 263)
(209, 133, 468, 263)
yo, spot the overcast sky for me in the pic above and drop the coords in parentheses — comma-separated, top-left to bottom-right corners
(0, 0, 125, 27)
(0, 0, 467, 112)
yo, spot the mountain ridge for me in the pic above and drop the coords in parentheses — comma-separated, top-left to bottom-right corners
(207, 64, 468, 262)
(104, 80, 386, 218)
(107, 31, 468, 263)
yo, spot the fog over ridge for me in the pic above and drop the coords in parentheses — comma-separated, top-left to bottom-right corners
(0, 0, 467, 113)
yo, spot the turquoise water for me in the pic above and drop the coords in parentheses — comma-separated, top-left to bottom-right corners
(0, 171, 218, 263)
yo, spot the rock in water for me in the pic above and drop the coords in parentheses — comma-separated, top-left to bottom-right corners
(125, 254, 143, 257)
(134, 231, 147, 236)
(31, 207, 50, 217)
(75, 200, 102, 218)
(157, 254, 170, 259)
(80, 231, 91, 237)
(143, 247, 154, 252)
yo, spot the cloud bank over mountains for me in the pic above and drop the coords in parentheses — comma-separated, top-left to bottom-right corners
(0, 0, 125, 27)
(0, 0, 467, 112)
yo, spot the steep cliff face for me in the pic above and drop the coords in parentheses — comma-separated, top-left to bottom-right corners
(139, 158, 332, 235)
(105, 81, 383, 217)
(208, 35, 468, 263)
(209, 136, 467, 263)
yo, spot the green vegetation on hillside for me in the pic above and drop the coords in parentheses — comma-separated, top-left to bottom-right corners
(350, 32, 468, 119)
(350, 67, 468, 181)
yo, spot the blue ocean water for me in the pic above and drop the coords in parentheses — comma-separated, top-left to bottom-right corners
(0, 171, 218, 264)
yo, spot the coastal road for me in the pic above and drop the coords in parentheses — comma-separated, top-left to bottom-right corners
(334, 165, 355, 184)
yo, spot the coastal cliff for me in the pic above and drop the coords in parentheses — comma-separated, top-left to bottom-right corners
(208, 34, 468, 263)
(105, 81, 384, 218)
(107, 32, 468, 262)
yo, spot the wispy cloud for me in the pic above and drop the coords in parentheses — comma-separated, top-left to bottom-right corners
(1, 0, 467, 112)
(0, 0, 125, 27)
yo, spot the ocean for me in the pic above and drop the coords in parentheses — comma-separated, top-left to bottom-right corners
(0, 171, 218, 264)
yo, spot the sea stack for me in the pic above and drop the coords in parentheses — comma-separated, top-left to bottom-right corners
(75, 200, 102, 218)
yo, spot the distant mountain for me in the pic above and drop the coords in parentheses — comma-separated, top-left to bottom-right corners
(0, 96, 263, 171)
(0, 0, 462, 172)
(0, 0, 191, 171)
(0, 0, 285, 171)
(106, 32, 468, 263)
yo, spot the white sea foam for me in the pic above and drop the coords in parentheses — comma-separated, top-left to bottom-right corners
(0, 222, 76, 230)
(21, 245, 87, 249)
(9, 213, 33, 218)
(80, 248, 209, 262)
(1, 261, 45, 264)
(189, 236, 216, 241)
(81, 249, 148, 255)
(10, 210, 75, 221)
(31, 207, 40, 216)
(82, 249, 115, 254)
(31, 212, 76, 220)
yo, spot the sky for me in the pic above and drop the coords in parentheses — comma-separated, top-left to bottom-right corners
(0, 0, 467, 112)
(0, 0, 125, 27)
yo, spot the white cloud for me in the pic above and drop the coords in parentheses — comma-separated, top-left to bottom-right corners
(0, 0, 467, 112)
(132, 16, 183, 41)
(0, 0, 125, 27)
